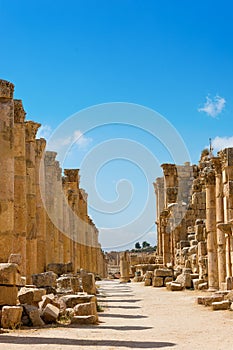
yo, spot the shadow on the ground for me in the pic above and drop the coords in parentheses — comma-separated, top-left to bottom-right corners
(98, 299, 142, 303)
(0, 335, 176, 348)
(100, 313, 147, 319)
(108, 305, 141, 309)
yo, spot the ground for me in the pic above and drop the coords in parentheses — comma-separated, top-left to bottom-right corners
(0, 280, 233, 349)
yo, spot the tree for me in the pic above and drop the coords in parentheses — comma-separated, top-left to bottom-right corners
(142, 241, 150, 249)
(135, 242, 141, 250)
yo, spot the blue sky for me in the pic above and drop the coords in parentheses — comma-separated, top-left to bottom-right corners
(1, 0, 233, 250)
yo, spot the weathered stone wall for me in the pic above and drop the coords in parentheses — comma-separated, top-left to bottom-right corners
(0, 79, 107, 281)
(154, 149, 233, 291)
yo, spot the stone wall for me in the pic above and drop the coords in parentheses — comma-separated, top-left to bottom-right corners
(0, 79, 107, 282)
(154, 150, 233, 291)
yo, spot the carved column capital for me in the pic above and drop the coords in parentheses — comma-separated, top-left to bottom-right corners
(35, 138, 46, 159)
(0, 79, 14, 99)
(25, 121, 41, 142)
(202, 167, 216, 186)
(161, 163, 177, 177)
(14, 100, 26, 123)
(64, 169, 79, 183)
(44, 151, 57, 165)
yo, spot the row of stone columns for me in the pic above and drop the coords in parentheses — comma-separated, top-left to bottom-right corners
(0, 79, 107, 281)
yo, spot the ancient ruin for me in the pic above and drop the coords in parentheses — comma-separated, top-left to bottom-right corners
(0, 79, 108, 328)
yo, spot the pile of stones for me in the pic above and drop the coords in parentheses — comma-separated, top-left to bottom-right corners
(0, 256, 99, 329)
(197, 290, 233, 311)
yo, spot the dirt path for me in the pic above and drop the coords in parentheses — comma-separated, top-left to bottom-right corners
(0, 280, 233, 349)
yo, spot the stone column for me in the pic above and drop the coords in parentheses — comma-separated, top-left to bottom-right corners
(161, 164, 178, 207)
(0, 80, 15, 262)
(55, 161, 64, 264)
(79, 189, 89, 270)
(160, 210, 170, 266)
(212, 157, 226, 288)
(204, 167, 218, 290)
(25, 121, 41, 282)
(63, 169, 82, 272)
(217, 223, 232, 278)
(153, 177, 164, 256)
(44, 151, 59, 265)
(120, 251, 130, 282)
(35, 138, 46, 273)
(13, 99, 27, 275)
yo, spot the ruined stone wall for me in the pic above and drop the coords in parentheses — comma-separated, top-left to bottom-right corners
(154, 149, 233, 291)
(0, 79, 107, 281)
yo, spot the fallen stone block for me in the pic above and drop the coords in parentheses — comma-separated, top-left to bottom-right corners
(0, 286, 18, 305)
(57, 276, 81, 294)
(198, 295, 224, 306)
(23, 304, 45, 327)
(176, 273, 192, 288)
(46, 262, 73, 276)
(133, 276, 143, 282)
(152, 277, 163, 287)
(166, 282, 183, 291)
(61, 293, 96, 308)
(145, 271, 153, 279)
(192, 279, 204, 290)
(198, 282, 208, 290)
(74, 301, 97, 319)
(0, 263, 21, 286)
(164, 277, 173, 284)
(32, 271, 57, 288)
(1, 306, 23, 329)
(18, 287, 46, 306)
(71, 315, 97, 325)
(144, 278, 152, 286)
(81, 273, 96, 295)
(212, 301, 231, 311)
(41, 303, 60, 324)
(154, 269, 173, 277)
(66, 308, 75, 318)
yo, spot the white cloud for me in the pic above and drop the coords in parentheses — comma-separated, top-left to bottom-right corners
(37, 124, 52, 139)
(211, 136, 233, 152)
(198, 95, 226, 118)
(49, 129, 92, 151)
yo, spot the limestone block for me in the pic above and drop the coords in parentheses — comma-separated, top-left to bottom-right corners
(46, 263, 73, 276)
(198, 242, 207, 256)
(176, 273, 192, 288)
(188, 234, 195, 241)
(0, 263, 21, 286)
(41, 303, 60, 323)
(0, 286, 18, 305)
(212, 301, 231, 311)
(144, 278, 152, 286)
(81, 273, 96, 295)
(133, 276, 143, 282)
(191, 240, 198, 246)
(73, 301, 97, 318)
(32, 271, 57, 288)
(198, 282, 208, 290)
(201, 295, 224, 306)
(18, 287, 46, 305)
(152, 277, 163, 287)
(225, 291, 233, 302)
(154, 269, 173, 277)
(145, 271, 153, 279)
(192, 279, 204, 290)
(188, 245, 197, 256)
(23, 304, 45, 327)
(71, 315, 97, 324)
(57, 276, 81, 294)
(1, 306, 23, 329)
(166, 282, 183, 291)
(164, 277, 173, 284)
(39, 294, 65, 315)
(61, 293, 96, 308)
